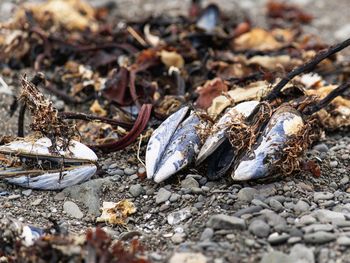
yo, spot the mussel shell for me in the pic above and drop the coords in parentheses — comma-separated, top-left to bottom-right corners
(153, 112, 204, 183)
(0, 137, 98, 163)
(196, 4, 220, 33)
(232, 106, 304, 181)
(4, 164, 97, 190)
(146, 106, 189, 179)
(196, 100, 259, 166)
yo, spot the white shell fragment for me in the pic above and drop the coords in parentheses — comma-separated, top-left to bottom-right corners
(146, 106, 189, 180)
(0, 137, 98, 162)
(196, 100, 259, 165)
(0, 136, 98, 190)
(232, 106, 304, 181)
(4, 165, 97, 190)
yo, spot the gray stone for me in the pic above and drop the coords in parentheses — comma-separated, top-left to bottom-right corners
(294, 200, 310, 213)
(289, 244, 315, 263)
(314, 192, 334, 202)
(261, 209, 287, 232)
(260, 251, 292, 263)
(31, 198, 43, 206)
(256, 184, 277, 197)
(234, 206, 263, 217)
(22, 189, 32, 197)
(124, 167, 136, 175)
(237, 187, 258, 202)
(304, 231, 336, 244)
(303, 224, 333, 233)
(335, 24, 350, 41)
(251, 199, 269, 209)
(336, 236, 350, 246)
(329, 161, 338, 168)
(288, 236, 302, 244)
(54, 192, 65, 201)
(167, 208, 191, 225)
(298, 215, 316, 226)
(156, 188, 171, 204)
(267, 232, 290, 245)
(207, 214, 246, 230)
(171, 233, 186, 244)
(312, 209, 346, 223)
(181, 177, 199, 189)
(249, 220, 270, 238)
(200, 228, 214, 241)
(269, 198, 283, 212)
(63, 201, 83, 219)
(169, 252, 207, 263)
(63, 177, 112, 216)
(169, 193, 180, 202)
(313, 143, 329, 153)
(129, 184, 144, 197)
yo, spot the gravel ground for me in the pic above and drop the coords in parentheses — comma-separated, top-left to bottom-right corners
(1, 1, 350, 263)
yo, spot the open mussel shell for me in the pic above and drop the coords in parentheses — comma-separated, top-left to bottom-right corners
(3, 164, 97, 190)
(0, 137, 98, 163)
(196, 4, 220, 33)
(232, 106, 305, 181)
(196, 100, 259, 166)
(146, 107, 207, 183)
(0, 136, 98, 189)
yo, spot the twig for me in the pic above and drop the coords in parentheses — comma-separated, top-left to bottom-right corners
(17, 104, 26, 137)
(59, 112, 133, 130)
(137, 134, 146, 167)
(303, 81, 350, 115)
(265, 37, 350, 101)
(127, 26, 148, 47)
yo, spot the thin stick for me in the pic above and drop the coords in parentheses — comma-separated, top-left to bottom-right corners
(127, 26, 148, 47)
(59, 112, 133, 130)
(137, 134, 146, 167)
(303, 81, 350, 115)
(265, 37, 350, 102)
(17, 104, 26, 137)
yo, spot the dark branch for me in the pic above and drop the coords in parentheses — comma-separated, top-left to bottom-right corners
(59, 112, 133, 130)
(265, 37, 350, 102)
(303, 81, 350, 115)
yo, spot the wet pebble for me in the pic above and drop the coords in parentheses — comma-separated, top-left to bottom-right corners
(313, 143, 329, 153)
(207, 214, 246, 230)
(181, 177, 199, 189)
(329, 161, 338, 168)
(336, 236, 350, 246)
(169, 252, 207, 263)
(314, 192, 334, 202)
(289, 244, 315, 263)
(237, 187, 258, 202)
(304, 231, 336, 244)
(63, 201, 83, 219)
(267, 232, 289, 245)
(129, 184, 144, 197)
(200, 227, 214, 241)
(156, 188, 171, 204)
(269, 198, 283, 212)
(294, 200, 310, 213)
(22, 189, 32, 197)
(298, 215, 316, 226)
(124, 167, 136, 175)
(249, 219, 270, 238)
(167, 208, 191, 225)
